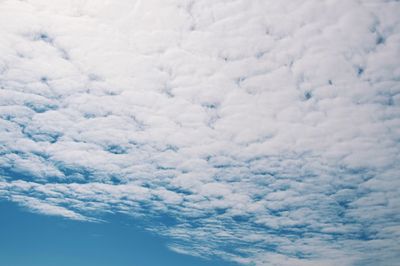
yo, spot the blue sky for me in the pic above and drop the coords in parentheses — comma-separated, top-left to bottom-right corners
(0, 0, 400, 265)
(0, 200, 237, 266)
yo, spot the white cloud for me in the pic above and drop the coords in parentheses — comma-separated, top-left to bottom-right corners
(1, 0, 400, 265)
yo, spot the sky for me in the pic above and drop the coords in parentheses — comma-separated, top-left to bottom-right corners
(0, 200, 237, 266)
(0, 0, 400, 266)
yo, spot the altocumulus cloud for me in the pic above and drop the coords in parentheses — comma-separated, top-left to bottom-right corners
(1, 0, 400, 265)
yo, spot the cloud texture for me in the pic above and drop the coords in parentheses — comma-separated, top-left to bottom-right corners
(1, 0, 400, 265)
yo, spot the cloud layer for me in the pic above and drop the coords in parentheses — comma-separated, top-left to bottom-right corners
(1, 0, 400, 265)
